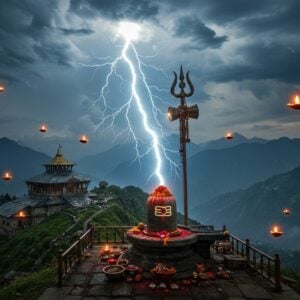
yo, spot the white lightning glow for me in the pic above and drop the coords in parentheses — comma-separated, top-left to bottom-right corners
(118, 21, 141, 42)
(82, 22, 179, 185)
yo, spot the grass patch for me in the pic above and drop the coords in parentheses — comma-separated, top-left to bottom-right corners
(0, 266, 56, 300)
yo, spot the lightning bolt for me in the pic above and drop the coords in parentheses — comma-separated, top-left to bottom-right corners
(81, 22, 179, 186)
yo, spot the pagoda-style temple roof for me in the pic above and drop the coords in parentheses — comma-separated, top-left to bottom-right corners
(44, 144, 74, 166)
(26, 173, 89, 184)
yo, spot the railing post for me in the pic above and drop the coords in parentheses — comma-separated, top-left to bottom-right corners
(57, 249, 64, 287)
(245, 239, 250, 266)
(274, 253, 282, 292)
(77, 233, 82, 262)
(88, 222, 93, 248)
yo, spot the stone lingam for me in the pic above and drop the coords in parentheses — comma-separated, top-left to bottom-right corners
(123, 186, 227, 279)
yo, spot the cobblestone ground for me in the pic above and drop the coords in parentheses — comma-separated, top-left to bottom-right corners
(39, 245, 300, 300)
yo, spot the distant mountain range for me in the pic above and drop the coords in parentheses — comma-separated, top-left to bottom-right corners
(197, 132, 267, 151)
(0, 138, 51, 195)
(102, 136, 300, 211)
(186, 137, 300, 209)
(191, 165, 300, 250)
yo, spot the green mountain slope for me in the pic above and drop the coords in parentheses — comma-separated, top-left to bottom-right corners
(191, 165, 300, 249)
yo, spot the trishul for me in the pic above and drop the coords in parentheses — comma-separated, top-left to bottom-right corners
(170, 65, 194, 100)
(168, 66, 199, 226)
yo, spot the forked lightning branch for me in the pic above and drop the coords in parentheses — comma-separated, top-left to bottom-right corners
(82, 22, 179, 185)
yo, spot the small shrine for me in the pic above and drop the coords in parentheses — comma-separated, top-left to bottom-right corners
(124, 185, 227, 279)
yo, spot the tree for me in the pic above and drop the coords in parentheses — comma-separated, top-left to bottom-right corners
(99, 181, 109, 189)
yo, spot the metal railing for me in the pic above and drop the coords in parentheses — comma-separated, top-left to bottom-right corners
(230, 234, 281, 292)
(93, 225, 132, 243)
(56, 224, 282, 292)
(57, 224, 93, 287)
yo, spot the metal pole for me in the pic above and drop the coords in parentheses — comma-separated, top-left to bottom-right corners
(180, 115, 188, 226)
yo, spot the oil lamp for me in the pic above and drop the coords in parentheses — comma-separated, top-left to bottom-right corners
(79, 135, 89, 144)
(103, 244, 110, 255)
(282, 208, 291, 216)
(225, 132, 234, 140)
(287, 95, 300, 110)
(270, 225, 283, 238)
(39, 124, 48, 133)
(0, 83, 5, 93)
(2, 171, 13, 181)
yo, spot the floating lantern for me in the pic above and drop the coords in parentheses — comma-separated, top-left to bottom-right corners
(282, 208, 291, 216)
(79, 135, 89, 144)
(0, 83, 5, 93)
(39, 124, 48, 133)
(225, 132, 234, 140)
(270, 225, 283, 238)
(2, 171, 13, 181)
(287, 95, 300, 110)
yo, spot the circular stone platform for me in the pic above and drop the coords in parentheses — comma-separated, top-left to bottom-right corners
(123, 227, 204, 279)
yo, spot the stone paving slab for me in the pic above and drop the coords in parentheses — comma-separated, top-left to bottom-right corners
(272, 290, 300, 300)
(111, 281, 133, 297)
(89, 273, 107, 285)
(190, 286, 223, 300)
(135, 296, 164, 300)
(39, 287, 73, 300)
(238, 284, 272, 299)
(64, 274, 87, 286)
(87, 284, 113, 297)
(216, 282, 244, 298)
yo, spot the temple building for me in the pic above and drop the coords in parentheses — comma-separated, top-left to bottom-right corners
(0, 145, 91, 234)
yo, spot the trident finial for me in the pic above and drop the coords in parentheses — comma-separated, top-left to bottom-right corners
(170, 65, 194, 99)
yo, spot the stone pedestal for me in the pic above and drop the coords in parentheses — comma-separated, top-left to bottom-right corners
(124, 227, 202, 279)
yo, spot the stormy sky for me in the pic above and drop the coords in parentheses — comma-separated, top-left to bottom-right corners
(0, 0, 300, 159)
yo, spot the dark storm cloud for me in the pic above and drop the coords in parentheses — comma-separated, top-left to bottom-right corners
(239, 0, 300, 33)
(174, 16, 228, 50)
(207, 42, 300, 84)
(33, 43, 72, 67)
(0, 0, 75, 83)
(61, 27, 94, 35)
(0, 47, 35, 67)
(69, 0, 159, 20)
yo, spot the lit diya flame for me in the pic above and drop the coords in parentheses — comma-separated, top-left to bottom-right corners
(2, 171, 13, 181)
(225, 132, 234, 140)
(270, 225, 283, 238)
(0, 84, 5, 93)
(39, 124, 48, 133)
(287, 95, 300, 109)
(79, 135, 89, 143)
(282, 208, 291, 216)
(103, 244, 110, 254)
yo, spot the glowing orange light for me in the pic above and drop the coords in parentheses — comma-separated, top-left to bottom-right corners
(0, 84, 5, 93)
(270, 225, 283, 238)
(287, 95, 300, 109)
(103, 244, 110, 254)
(2, 171, 13, 181)
(225, 132, 234, 140)
(39, 124, 48, 133)
(282, 208, 291, 216)
(79, 135, 89, 144)
(19, 211, 25, 217)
